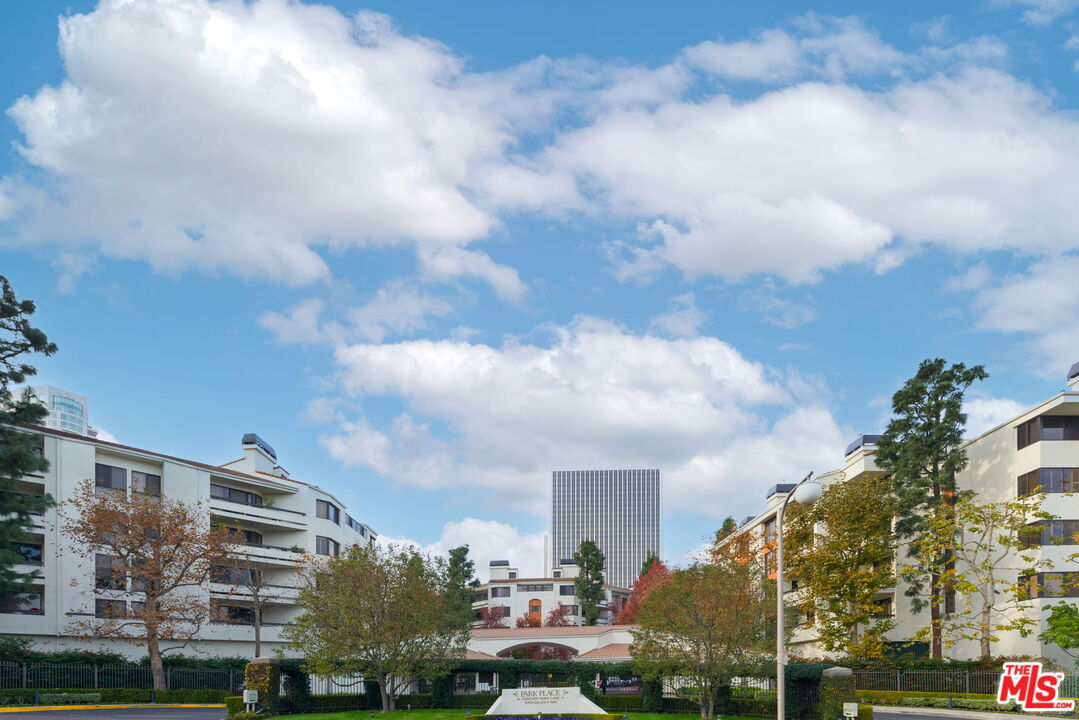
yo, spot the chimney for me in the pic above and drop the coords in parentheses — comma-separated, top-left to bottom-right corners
(240, 434, 288, 477)
(1068, 361, 1079, 389)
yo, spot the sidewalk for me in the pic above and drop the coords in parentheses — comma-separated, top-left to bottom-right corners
(873, 705, 1064, 720)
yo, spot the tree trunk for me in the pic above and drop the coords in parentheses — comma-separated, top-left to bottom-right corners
(380, 678, 394, 713)
(147, 633, 167, 690)
(929, 574, 943, 660)
(254, 602, 262, 658)
(980, 598, 992, 658)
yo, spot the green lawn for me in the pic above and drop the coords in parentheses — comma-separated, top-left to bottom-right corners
(283, 711, 750, 720)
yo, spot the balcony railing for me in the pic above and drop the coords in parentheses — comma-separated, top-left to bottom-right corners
(211, 497, 305, 516)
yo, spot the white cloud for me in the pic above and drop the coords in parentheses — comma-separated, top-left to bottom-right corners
(739, 282, 817, 328)
(6, 0, 534, 286)
(998, 0, 1079, 24)
(649, 292, 705, 337)
(546, 66, 1079, 284)
(320, 317, 845, 518)
(259, 281, 455, 345)
(379, 518, 546, 580)
(417, 247, 527, 303)
(963, 392, 1028, 437)
(968, 256, 1079, 377)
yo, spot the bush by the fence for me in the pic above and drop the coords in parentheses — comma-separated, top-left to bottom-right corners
(396, 692, 432, 708)
(858, 690, 1001, 704)
(225, 696, 244, 718)
(38, 693, 102, 705)
(858, 703, 873, 720)
(900, 697, 1022, 712)
(0, 687, 229, 706)
(731, 698, 774, 716)
(820, 674, 856, 720)
(453, 693, 500, 708)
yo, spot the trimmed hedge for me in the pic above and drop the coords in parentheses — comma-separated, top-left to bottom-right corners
(595, 695, 642, 711)
(453, 693, 500, 708)
(38, 693, 102, 705)
(858, 689, 1001, 704)
(732, 698, 774, 717)
(0, 687, 229, 706)
(397, 693, 433, 708)
(819, 674, 856, 720)
(225, 696, 244, 717)
(857, 704, 873, 720)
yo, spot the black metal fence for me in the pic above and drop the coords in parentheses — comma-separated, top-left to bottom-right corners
(0, 662, 237, 691)
(854, 670, 1079, 696)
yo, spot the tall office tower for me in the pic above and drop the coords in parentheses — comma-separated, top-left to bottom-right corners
(28, 385, 96, 437)
(551, 469, 661, 589)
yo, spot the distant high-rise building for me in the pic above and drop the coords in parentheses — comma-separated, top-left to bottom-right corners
(28, 385, 97, 437)
(551, 469, 661, 589)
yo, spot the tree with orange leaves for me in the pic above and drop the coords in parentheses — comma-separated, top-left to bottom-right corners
(478, 605, 509, 628)
(61, 479, 235, 689)
(544, 602, 572, 627)
(616, 560, 672, 624)
(515, 611, 541, 628)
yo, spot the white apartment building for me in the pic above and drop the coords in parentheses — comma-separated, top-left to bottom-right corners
(2, 426, 376, 659)
(27, 385, 98, 438)
(726, 363, 1079, 666)
(470, 560, 630, 632)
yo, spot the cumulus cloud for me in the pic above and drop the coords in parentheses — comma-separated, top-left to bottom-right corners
(998, 0, 1079, 24)
(5, 0, 534, 288)
(967, 256, 1079, 377)
(319, 317, 846, 519)
(546, 67, 1079, 284)
(259, 281, 455, 344)
(379, 518, 546, 580)
(963, 392, 1028, 437)
(649, 292, 706, 337)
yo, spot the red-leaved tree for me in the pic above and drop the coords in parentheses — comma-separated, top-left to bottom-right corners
(515, 611, 541, 628)
(545, 602, 572, 627)
(616, 560, 672, 624)
(479, 606, 509, 628)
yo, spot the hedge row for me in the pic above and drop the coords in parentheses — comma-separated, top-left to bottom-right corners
(0, 688, 230, 706)
(857, 690, 1078, 717)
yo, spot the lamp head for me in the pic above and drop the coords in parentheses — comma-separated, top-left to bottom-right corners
(793, 481, 822, 506)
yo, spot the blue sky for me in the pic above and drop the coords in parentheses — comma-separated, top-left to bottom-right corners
(3, 0, 1079, 579)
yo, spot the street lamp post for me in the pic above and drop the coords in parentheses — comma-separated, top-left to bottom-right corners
(776, 472, 821, 720)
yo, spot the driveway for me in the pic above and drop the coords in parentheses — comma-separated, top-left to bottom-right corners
(0, 708, 225, 720)
(874, 705, 1019, 720)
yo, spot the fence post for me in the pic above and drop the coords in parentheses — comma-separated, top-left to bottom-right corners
(94, 665, 99, 690)
(229, 670, 235, 691)
(895, 670, 900, 692)
(21, 662, 27, 689)
(965, 672, 970, 694)
(166, 667, 171, 690)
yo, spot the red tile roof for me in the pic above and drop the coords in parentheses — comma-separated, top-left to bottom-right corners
(470, 625, 638, 638)
(575, 643, 633, 659)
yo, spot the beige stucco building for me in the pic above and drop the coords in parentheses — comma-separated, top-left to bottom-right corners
(726, 364, 1079, 666)
(2, 427, 376, 658)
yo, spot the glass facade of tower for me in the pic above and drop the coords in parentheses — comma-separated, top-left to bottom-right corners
(551, 468, 661, 589)
(30, 386, 91, 436)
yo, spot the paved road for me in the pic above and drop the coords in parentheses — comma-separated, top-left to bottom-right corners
(875, 705, 1013, 720)
(1, 709, 225, 720)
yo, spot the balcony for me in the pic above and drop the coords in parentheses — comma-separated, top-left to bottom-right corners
(231, 543, 307, 567)
(210, 499, 307, 531)
(209, 582, 301, 603)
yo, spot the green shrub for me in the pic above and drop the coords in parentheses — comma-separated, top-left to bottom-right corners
(396, 693, 432, 708)
(364, 680, 382, 710)
(596, 695, 642, 711)
(642, 679, 663, 713)
(820, 675, 857, 720)
(225, 696, 244, 717)
(432, 674, 454, 708)
(308, 693, 367, 713)
(230, 711, 265, 720)
(281, 669, 312, 714)
(732, 698, 774, 716)
(39, 693, 102, 705)
(858, 704, 873, 720)
(453, 693, 500, 708)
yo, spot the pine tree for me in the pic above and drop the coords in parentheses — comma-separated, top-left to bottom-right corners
(444, 545, 476, 626)
(0, 276, 58, 592)
(874, 357, 987, 659)
(573, 539, 605, 625)
(640, 550, 661, 576)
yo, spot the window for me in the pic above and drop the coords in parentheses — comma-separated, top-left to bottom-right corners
(1018, 468, 1079, 496)
(315, 536, 339, 557)
(95, 599, 126, 619)
(211, 484, 262, 507)
(528, 599, 541, 615)
(95, 463, 126, 494)
(132, 471, 161, 496)
(472, 590, 489, 602)
(130, 601, 146, 618)
(1018, 416, 1079, 449)
(215, 605, 256, 624)
(53, 396, 84, 416)
(559, 585, 575, 596)
(873, 597, 894, 617)
(1020, 572, 1079, 599)
(517, 583, 553, 592)
(1022, 520, 1079, 547)
(945, 590, 956, 615)
(345, 515, 366, 536)
(763, 516, 777, 543)
(563, 605, 579, 616)
(763, 550, 775, 577)
(211, 565, 257, 584)
(499, 605, 511, 617)
(491, 586, 511, 598)
(553, 571, 561, 578)
(0, 588, 43, 615)
(508, 571, 517, 579)
(11, 542, 42, 565)
(95, 554, 125, 590)
(316, 500, 340, 524)
(225, 527, 263, 546)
